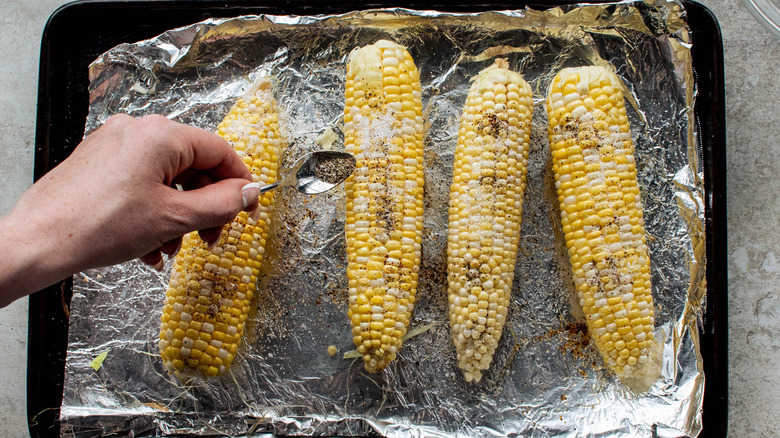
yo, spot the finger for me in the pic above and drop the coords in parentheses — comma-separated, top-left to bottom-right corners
(198, 227, 223, 247)
(139, 250, 165, 271)
(173, 171, 216, 192)
(170, 168, 198, 188)
(169, 123, 252, 181)
(172, 177, 254, 231)
(161, 237, 183, 257)
(242, 182, 261, 212)
(101, 113, 134, 129)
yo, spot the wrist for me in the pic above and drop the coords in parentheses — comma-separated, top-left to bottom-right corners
(0, 210, 73, 307)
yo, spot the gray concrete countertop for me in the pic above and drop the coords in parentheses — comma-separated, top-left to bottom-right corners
(0, 0, 775, 436)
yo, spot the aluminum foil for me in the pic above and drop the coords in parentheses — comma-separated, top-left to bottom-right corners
(61, 1, 705, 436)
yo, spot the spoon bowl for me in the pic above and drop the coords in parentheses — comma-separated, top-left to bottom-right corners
(256, 151, 356, 195)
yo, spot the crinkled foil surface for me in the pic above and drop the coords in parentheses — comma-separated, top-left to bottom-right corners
(61, 2, 706, 436)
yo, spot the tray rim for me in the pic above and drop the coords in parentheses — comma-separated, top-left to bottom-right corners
(28, 1, 726, 436)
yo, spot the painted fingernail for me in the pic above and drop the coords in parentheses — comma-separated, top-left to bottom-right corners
(241, 182, 261, 209)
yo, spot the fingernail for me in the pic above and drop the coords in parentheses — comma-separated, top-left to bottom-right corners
(153, 259, 165, 272)
(241, 182, 261, 209)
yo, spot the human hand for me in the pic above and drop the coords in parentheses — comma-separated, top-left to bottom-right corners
(1, 114, 259, 304)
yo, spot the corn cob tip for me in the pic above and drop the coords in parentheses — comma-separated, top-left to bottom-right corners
(484, 57, 510, 72)
(469, 58, 513, 84)
(547, 65, 627, 101)
(349, 38, 404, 53)
(493, 58, 510, 69)
(346, 39, 404, 73)
(616, 334, 663, 391)
(243, 73, 273, 95)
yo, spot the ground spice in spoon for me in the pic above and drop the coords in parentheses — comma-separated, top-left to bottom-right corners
(313, 154, 355, 185)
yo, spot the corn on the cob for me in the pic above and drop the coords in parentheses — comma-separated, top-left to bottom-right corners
(159, 76, 281, 377)
(446, 59, 532, 383)
(343, 40, 424, 373)
(546, 66, 656, 381)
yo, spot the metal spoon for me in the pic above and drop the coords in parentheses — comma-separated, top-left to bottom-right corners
(249, 151, 356, 195)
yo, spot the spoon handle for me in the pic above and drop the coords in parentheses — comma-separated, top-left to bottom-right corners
(258, 181, 281, 194)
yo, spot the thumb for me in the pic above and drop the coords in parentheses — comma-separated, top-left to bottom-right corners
(174, 178, 259, 233)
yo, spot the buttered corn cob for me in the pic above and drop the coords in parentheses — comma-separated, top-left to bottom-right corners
(159, 76, 281, 377)
(546, 66, 656, 380)
(343, 40, 425, 373)
(447, 59, 532, 382)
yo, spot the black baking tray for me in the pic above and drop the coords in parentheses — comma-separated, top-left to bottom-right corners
(29, 1, 727, 436)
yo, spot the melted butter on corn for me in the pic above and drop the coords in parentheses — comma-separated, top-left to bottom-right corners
(159, 76, 281, 378)
(447, 59, 532, 382)
(344, 40, 424, 373)
(546, 66, 658, 385)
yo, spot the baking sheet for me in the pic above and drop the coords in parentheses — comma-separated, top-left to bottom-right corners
(57, 2, 707, 436)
